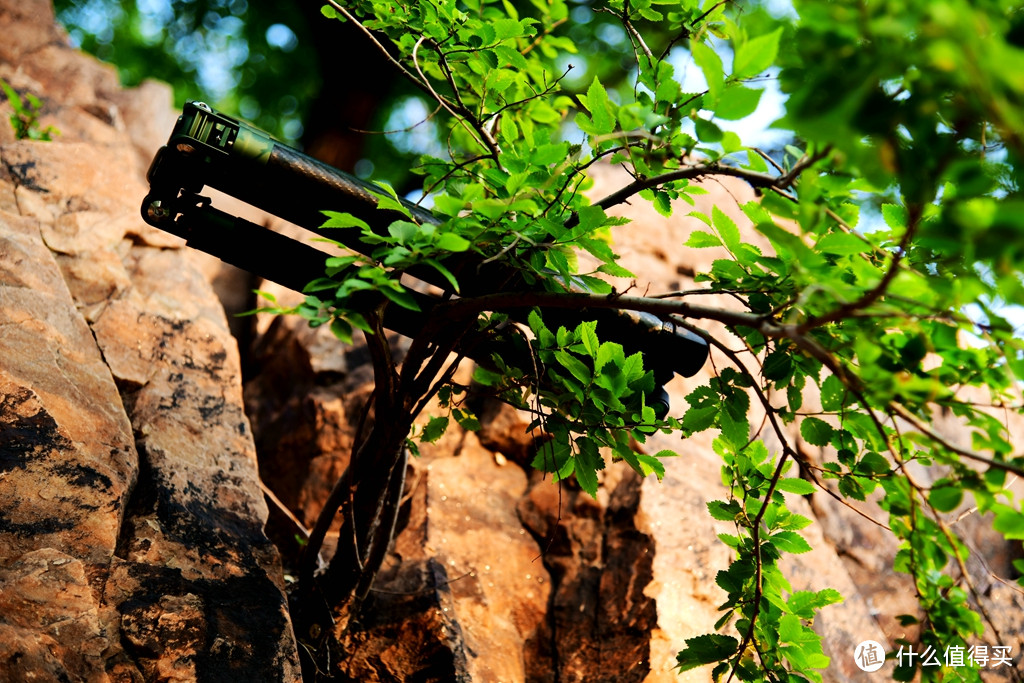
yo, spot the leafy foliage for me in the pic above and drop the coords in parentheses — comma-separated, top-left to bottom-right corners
(183, 0, 1024, 679)
(53, 0, 320, 142)
(0, 79, 59, 141)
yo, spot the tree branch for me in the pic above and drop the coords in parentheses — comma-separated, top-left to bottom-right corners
(799, 203, 921, 333)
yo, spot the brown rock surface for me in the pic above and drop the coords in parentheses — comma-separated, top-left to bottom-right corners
(0, 1, 301, 680)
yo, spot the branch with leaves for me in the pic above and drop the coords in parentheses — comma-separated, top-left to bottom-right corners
(283, 0, 1024, 679)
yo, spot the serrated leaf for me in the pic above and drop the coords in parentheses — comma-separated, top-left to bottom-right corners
(578, 320, 599, 358)
(532, 437, 571, 474)
(770, 530, 812, 554)
(775, 478, 817, 495)
(556, 350, 591, 384)
(685, 230, 722, 248)
(493, 44, 528, 69)
(574, 437, 604, 498)
(676, 634, 739, 672)
(712, 205, 740, 251)
(597, 261, 636, 278)
(819, 374, 846, 412)
(422, 416, 449, 443)
(584, 77, 615, 135)
(881, 203, 908, 229)
(684, 406, 718, 433)
(634, 452, 666, 480)
(595, 341, 623, 371)
(708, 499, 743, 521)
(800, 417, 834, 447)
(787, 589, 843, 618)
(716, 568, 743, 594)
(719, 408, 749, 449)
(652, 190, 673, 217)
(369, 188, 414, 219)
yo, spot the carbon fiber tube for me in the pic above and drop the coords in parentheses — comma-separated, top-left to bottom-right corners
(143, 102, 709, 380)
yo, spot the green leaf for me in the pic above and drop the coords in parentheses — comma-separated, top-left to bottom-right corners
(584, 76, 615, 135)
(321, 210, 370, 230)
(733, 28, 781, 79)
(685, 230, 722, 248)
(819, 374, 846, 412)
(652, 190, 673, 217)
(762, 349, 793, 381)
(770, 530, 812, 554)
(708, 499, 743, 521)
(881, 203, 908, 229)
(816, 231, 869, 255)
(928, 485, 963, 513)
(453, 408, 482, 431)
(436, 232, 471, 252)
(425, 258, 460, 292)
(676, 634, 739, 672)
(800, 417, 834, 447)
(634, 452, 666, 480)
(578, 320, 599, 358)
(694, 116, 724, 143)
(690, 39, 724, 100)
(381, 285, 421, 311)
(388, 220, 420, 243)
(715, 84, 763, 120)
(422, 416, 449, 443)
(532, 437, 572, 476)
(369, 187, 414, 219)
(555, 350, 591, 385)
(787, 589, 843, 618)
(993, 505, 1024, 539)
(597, 261, 636, 278)
(574, 437, 604, 498)
(775, 478, 817, 496)
(712, 205, 740, 251)
(684, 406, 718, 433)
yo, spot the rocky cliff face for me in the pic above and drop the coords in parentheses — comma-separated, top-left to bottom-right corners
(2, 2, 1022, 682)
(0, 1, 299, 680)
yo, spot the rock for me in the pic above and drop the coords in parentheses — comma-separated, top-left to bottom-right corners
(0, 0, 302, 679)
(0, 210, 136, 568)
(334, 438, 550, 682)
(0, 549, 110, 682)
(518, 465, 658, 683)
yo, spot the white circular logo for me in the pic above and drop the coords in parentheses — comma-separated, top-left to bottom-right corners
(854, 640, 886, 672)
